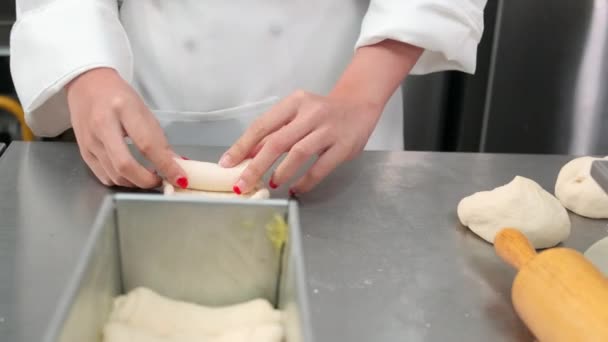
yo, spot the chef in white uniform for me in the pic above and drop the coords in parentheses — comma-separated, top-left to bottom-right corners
(10, 0, 486, 194)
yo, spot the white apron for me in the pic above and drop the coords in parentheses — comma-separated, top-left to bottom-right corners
(119, 0, 404, 150)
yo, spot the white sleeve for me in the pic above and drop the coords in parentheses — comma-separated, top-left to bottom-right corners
(10, 0, 133, 136)
(356, 0, 487, 75)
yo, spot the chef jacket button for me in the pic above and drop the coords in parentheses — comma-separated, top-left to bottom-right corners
(269, 25, 283, 37)
(183, 39, 197, 53)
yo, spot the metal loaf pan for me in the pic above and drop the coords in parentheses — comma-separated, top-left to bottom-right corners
(42, 194, 312, 342)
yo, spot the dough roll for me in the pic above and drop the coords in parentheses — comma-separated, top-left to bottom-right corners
(175, 158, 251, 192)
(108, 287, 281, 337)
(163, 180, 270, 199)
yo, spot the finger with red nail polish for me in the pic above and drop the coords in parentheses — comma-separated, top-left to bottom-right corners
(219, 153, 234, 168)
(272, 130, 330, 189)
(176, 177, 189, 189)
(269, 179, 279, 189)
(290, 146, 345, 194)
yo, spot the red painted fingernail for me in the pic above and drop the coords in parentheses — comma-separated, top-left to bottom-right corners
(177, 177, 188, 189)
(269, 180, 278, 189)
(181, 156, 189, 160)
(289, 189, 296, 197)
(233, 185, 242, 195)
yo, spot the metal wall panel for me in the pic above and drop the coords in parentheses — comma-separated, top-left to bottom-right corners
(402, 0, 608, 155)
(482, 0, 606, 154)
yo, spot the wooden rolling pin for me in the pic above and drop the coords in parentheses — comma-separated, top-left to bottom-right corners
(495, 228, 608, 342)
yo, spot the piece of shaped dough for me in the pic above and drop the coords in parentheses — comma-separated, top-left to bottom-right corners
(458, 176, 571, 249)
(584, 236, 608, 276)
(175, 158, 251, 192)
(163, 180, 270, 199)
(104, 322, 202, 342)
(555, 156, 608, 219)
(208, 323, 283, 342)
(108, 287, 281, 337)
(103, 321, 283, 342)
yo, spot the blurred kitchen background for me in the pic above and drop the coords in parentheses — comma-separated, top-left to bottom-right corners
(0, 1, 22, 146)
(0, 0, 607, 154)
(403, 0, 608, 155)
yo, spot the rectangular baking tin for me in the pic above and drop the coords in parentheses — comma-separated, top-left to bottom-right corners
(41, 194, 313, 342)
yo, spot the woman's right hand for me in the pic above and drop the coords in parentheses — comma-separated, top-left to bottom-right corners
(66, 67, 188, 189)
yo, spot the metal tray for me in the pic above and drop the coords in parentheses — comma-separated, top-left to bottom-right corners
(41, 194, 312, 342)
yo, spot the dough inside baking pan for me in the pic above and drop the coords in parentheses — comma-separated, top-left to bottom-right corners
(47, 195, 310, 342)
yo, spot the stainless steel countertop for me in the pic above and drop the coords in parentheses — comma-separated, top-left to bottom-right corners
(0, 142, 606, 341)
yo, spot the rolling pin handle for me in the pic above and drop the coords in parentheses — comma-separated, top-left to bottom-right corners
(494, 228, 537, 270)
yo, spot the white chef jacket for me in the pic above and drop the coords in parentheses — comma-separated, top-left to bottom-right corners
(10, 0, 486, 150)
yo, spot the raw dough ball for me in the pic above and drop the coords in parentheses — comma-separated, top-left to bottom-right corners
(555, 156, 608, 219)
(458, 176, 571, 249)
(584, 236, 608, 276)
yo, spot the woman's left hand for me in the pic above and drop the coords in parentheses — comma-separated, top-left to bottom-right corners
(220, 39, 423, 195)
(219, 90, 382, 195)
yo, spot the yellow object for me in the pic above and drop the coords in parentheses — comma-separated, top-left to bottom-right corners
(266, 214, 288, 252)
(0, 95, 34, 141)
(495, 228, 608, 342)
